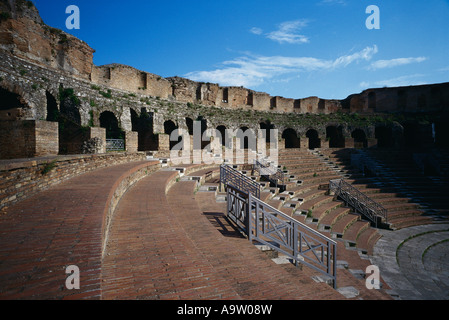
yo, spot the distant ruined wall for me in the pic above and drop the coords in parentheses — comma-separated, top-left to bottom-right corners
(1, 0, 449, 161)
(0, 0, 94, 80)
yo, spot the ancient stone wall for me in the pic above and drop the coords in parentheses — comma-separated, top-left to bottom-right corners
(0, 0, 94, 80)
(0, 120, 58, 159)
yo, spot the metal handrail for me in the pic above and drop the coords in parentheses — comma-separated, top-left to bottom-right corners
(330, 179, 388, 227)
(225, 186, 337, 289)
(220, 164, 261, 199)
(254, 159, 285, 186)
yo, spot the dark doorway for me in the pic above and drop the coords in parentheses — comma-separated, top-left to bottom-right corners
(352, 129, 367, 149)
(101, 111, 123, 139)
(46, 91, 59, 122)
(375, 126, 393, 148)
(282, 129, 300, 149)
(306, 129, 321, 150)
(326, 126, 345, 148)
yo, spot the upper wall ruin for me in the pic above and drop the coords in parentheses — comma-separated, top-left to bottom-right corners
(1, 0, 448, 121)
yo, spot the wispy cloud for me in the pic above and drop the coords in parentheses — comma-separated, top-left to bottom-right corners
(368, 57, 427, 70)
(249, 27, 263, 35)
(266, 20, 309, 44)
(250, 20, 310, 44)
(186, 46, 378, 88)
(360, 74, 427, 89)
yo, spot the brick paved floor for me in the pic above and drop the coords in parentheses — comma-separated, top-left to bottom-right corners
(0, 162, 393, 300)
(0, 161, 155, 300)
(102, 167, 344, 300)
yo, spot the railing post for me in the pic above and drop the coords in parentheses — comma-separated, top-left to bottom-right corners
(293, 223, 298, 267)
(248, 194, 253, 242)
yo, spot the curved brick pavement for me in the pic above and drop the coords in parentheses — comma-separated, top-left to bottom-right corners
(1, 161, 394, 300)
(101, 168, 344, 300)
(0, 160, 159, 300)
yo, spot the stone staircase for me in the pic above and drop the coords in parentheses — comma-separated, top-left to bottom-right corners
(321, 148, 449, 229)
(216, 149, 382, 256)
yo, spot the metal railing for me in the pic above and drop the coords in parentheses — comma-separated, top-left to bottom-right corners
(226, 186, 337, 289)
(106, 139, 125, 152)
(220, 164, 261, 199)
(254, 159, 285, 187)
(329, 179, 388, 227)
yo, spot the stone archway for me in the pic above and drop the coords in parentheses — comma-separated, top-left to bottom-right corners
(326, 126, 345, 148)
(0, 87, 27, 120)
(101, 111, 124, 140)
(306, 129, 321, 150)
(282, 128, 300, 149)
(352, 129, 368, 149)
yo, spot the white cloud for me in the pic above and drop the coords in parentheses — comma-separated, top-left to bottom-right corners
(373, 74, 427, 87)
(266, 20, 310, 44)
(185, 46, 378, 88)
(250, 27, 263, 35)
(368, 57, 427, 70)
(250, 20, 310, 44)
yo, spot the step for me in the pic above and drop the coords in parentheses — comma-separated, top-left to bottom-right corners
(341, 220, 371, 248)
(318, 207, 352, 231)
(331, 213, 360, 238)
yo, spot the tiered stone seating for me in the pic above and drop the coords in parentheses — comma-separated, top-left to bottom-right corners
(321, 147, 449, 230)
(272, 148, 383, 256)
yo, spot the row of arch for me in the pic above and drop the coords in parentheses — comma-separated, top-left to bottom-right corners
(3, 85, 448, 156)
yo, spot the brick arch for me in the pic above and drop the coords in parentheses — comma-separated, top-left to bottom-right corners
(351, 128, 368, 148)
(282, 128, 300, 149)
(0, 81, 32, 120)
(306, 128, 321, 150)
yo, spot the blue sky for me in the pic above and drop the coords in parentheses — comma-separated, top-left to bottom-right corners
(33, 0, 449, 100)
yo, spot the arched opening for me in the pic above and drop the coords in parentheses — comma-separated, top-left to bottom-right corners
(197, 116, 209, 150)
(164, 120, 181, 150)
(306, 129, 321, 150)
(216, 125, 229, 148)
(46, 91, 59, 122)
(131, 108, 155, 151)
(100, 111, 124, 139)
(375, 126, 393, 148)
(238, 127, 256, 150)
(352, 129, 367, 149)
(59, 87, 81, 125)
(0, 87, 27, 120)
(282, 128, 300, 149)
(326, 126, 345, 148)
(260, 122, 275, 144)
(58, 87, 83, 154)
(186, 117, 194, 136)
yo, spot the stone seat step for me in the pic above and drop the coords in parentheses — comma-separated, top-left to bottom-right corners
(374, 197, 412, 205)
(341, 220, 371, 247)
(383, 202, 421, 212)
(386, 209, 426, 220)
(387, 215, 436, 230)
(301, 174, 342, 184)
(355, 228, 382, 255)
(267, 198, 284, 211)
(292, 188, 327, 202)
(310, 200, 345, 223)
(318, 207, 352, 231)
(298, 195, 334, 212)
(331, 213, 360, 238)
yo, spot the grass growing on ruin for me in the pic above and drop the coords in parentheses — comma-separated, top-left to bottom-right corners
(41, 160, 57, 175)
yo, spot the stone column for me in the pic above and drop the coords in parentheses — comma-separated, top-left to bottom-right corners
(125, 131, 138, 153)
